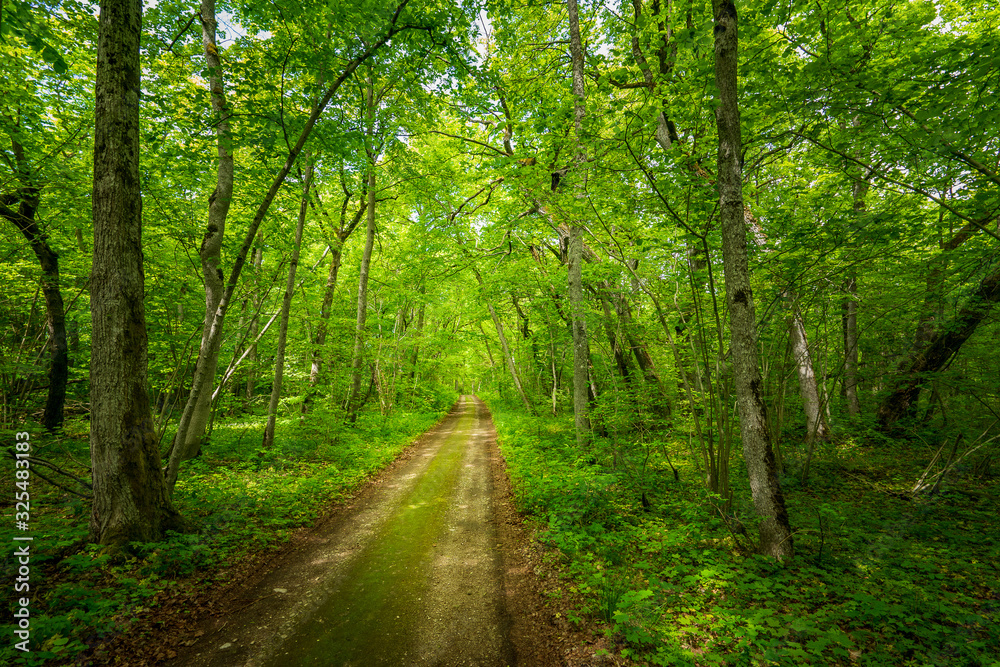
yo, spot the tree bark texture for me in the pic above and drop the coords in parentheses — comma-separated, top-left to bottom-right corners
(90, 0, 182, 546)
(712, 0, 792, 560)
(788, 304, 829, 444)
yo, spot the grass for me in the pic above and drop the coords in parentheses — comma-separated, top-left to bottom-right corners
(487, 400, 1000, 667)
(0, 393, 455, 666)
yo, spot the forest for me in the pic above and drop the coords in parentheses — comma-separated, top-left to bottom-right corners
(1, 0, 998, 664)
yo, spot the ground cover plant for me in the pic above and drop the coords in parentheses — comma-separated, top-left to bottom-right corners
(487, 398, 1000, 667)
(0, 397, 453, 666)
(3, 0, 1000, 665)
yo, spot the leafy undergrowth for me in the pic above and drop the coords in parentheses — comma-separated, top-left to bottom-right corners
(488, 402, 1000, 667)
(0, 397, 454, 666)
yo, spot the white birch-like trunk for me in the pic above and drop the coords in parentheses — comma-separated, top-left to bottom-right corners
(789, 306, 829, 444)
(166, 0, 234, 488)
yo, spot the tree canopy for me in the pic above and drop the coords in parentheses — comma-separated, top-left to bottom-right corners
(1, 0, 998, 663)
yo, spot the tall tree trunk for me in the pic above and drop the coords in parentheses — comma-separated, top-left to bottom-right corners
(567, 0, 593, 446)
(306, 187, 366, 405)
(568, 224, 593, 444)
(842, 272, 861, 416)
(167, 0, 234, 483)
(713, 0, 792, 560)
(90, 0, 182, 546)
(346, 80, 378, 422)
(263, 164, 312, 447)
(842, 173, 867, 417)
(597, 292, 633, 383)
(1, 169, 68, 431)
(166, 11, 408, 491)
(409, 283, 426, 382)
(613, 274, 672, 414)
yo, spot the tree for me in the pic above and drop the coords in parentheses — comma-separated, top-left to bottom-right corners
(167, 2, 427, 489)
(712, 0, 792, 560)
(345, 75, 379, 422)
(876, 265, 1000, 429)
(0, 7, 94, 431)
(262, 164, 312, 447)
(0, 148, 68, 431)
(89, 0, 183, 546)
(565, 0, 593, 447)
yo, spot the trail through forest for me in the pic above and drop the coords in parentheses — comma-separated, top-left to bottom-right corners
(166, 397, 588, 667)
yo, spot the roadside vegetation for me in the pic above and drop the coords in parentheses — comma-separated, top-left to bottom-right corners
(488, 397, 1000, 666)
(0, 391, 454, 666)
(3, 0, 1000, 665)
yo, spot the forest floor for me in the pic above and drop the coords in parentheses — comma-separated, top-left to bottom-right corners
(102, 396, 614, 666)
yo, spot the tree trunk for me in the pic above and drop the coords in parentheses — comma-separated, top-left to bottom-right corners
(1, 177, 68, 431)
(308, 176, 367, 389)
(409, 283, 426, 382)
(245, 231, 264, 403)
(567, 0, 593, 447)
(842, 272, 861, 417)
(473, 268, 534, 414)
(263, 164, 312, 447)
(90, 0, 182, 546)
(568, 224, 593, 444)
(877, 264, 1000, 429)
(842, 170, 867, 417)
(713, 0, 792, 560)
(598, 292, 633, 383)
(346, 81, 378, 422)
(788, 303, 829, 444)
(166, 11, 407, 491)
(167, 0, 235, 483)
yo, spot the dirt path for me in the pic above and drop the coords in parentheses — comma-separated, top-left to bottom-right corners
(163, 396, 605, 667)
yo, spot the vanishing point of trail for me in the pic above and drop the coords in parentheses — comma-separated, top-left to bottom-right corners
(174, 396, 517, 666)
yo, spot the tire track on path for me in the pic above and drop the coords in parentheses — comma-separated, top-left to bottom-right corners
(174, 396, 516, 667)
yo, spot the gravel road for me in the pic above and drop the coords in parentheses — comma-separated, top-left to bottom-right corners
(172, 396, 518, 667)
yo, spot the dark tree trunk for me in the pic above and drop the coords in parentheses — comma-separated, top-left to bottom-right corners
(1, 185, 68, 431)
(90, 0, 183, 547)
(877, 265, 1000, 429)
(347, 79, 378, 423)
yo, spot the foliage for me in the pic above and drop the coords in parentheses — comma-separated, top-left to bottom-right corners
(490, 403, 999, 666)
(0, 404, 448, 664)
(1, 0, 999, 662)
